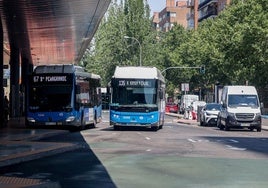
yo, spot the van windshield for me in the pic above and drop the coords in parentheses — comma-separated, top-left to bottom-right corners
(228, 95, 259, 108)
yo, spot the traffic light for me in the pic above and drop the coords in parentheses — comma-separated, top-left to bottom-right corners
(200, 65, 205, 74)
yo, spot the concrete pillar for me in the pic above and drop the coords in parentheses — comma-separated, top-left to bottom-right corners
(9, 45, 20, 117)
(21, 57, 33, 116)
(0, 16, 4, 127)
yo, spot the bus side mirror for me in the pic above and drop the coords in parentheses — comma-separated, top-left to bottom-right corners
(159, 90, 164, 99)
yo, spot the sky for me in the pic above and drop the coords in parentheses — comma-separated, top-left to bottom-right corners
(147, 0, 166, 13)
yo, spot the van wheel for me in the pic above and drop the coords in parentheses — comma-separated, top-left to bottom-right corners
(200, 119, 203, 126)
(224, 122, 230, 131)
(217, 117, 224, 130)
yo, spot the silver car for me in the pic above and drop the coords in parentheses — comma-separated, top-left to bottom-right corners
(199, 103, 222, 126)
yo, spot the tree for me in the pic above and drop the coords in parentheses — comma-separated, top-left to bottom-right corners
(83, 0, 161, 86)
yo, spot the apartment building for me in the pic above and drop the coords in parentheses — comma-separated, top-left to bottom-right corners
(152, 0, 189, 32)
(187, 0, 231, 29)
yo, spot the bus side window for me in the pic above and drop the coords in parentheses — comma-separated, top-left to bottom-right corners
(75, 85, 81, 110)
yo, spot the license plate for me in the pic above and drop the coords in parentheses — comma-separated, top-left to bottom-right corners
(123, 116, 130, 119)
(45, 122, 56, 125)
(241, 123, 250, 127)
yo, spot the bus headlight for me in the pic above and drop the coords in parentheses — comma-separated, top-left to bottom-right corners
(66, 116, 75, 122)
(113, 114, 119, 119)
(27, 117, 36, 123)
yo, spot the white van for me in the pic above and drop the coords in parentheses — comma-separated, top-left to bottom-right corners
(179, 94, 199, 114)
(217, 85, 262, 131)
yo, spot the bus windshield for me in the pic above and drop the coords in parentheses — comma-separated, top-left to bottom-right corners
(29, 85, 72, 112)
(112, 80, 157, 107)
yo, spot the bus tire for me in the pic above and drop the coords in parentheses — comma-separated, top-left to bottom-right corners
(114, 125, 120, 130)
(92, 117, 96, 128)
(151, 126, 158, 131)
(80, 113, 86, 130)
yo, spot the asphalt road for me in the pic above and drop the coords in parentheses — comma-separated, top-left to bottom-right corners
(1, 112, 268, 188)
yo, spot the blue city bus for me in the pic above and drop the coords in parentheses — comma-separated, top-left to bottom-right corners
(26, 64, 102, 130)
(110, 66, 166, 131)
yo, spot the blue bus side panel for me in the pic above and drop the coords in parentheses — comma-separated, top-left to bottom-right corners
(110, 110, 159, 125)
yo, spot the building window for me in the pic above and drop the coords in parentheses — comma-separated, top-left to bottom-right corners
(164, 22, 170, 28)
(170, 12, 176, 17)
(166, 12, 170, 17)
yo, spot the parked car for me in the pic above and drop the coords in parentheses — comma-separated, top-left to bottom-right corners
(199, 103, 222, 126)
(166, 102, 179, 113)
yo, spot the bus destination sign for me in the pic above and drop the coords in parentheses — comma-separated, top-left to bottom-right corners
(32, 74, 72, 84)
(116, 79, 154, 87)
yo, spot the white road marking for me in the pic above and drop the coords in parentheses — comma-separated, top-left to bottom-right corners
(188, 138, 197, 143)
(229, 139, 239, 143)
(164, 125, 172, 128)
(146, 149, 152, 151)
(225, 145, 246, 151)
(165, 121, 174, 124)
(188, 138, 210, 143)
(146, 137, 151, 140)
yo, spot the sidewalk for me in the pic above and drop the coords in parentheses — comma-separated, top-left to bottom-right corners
(0, 117, 79, 168)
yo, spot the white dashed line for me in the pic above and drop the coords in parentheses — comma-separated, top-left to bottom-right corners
(225, 145, 246, 151)
(229, 139, 239, 143)
(188, 138, 197, 143)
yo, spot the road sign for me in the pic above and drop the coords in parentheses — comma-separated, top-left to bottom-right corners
(181, 83, 189, 91)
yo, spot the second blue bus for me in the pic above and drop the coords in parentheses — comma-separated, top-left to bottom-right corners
(110, 66, 166, 131)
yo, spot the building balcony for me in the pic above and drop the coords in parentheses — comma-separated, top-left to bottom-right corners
(199, 0, 218, 9)
(187, 12, 194, 20)
(187, 0, 194, 8)
(198, 8, 218, 22)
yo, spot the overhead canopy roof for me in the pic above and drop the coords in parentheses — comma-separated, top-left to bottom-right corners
(0, 0, 111, 65)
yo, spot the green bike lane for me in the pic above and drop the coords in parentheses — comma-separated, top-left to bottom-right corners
(82, 124, 268, 188)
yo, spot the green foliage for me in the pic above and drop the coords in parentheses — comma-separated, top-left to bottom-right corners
(83, 0, 162, 86)
(82, 0, 268, 96)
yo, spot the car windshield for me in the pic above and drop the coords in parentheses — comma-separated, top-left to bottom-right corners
(206, 104, 221, 111)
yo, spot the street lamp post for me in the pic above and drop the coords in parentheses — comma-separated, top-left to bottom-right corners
(124, 36, 142, 66)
